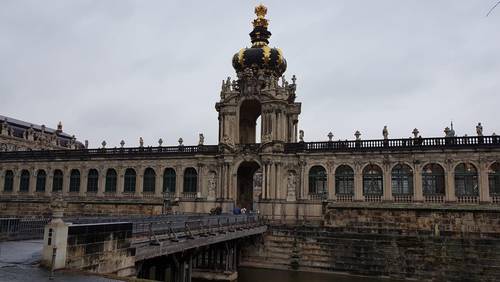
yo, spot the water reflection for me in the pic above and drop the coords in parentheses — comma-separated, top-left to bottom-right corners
(237, 267, 398, 282)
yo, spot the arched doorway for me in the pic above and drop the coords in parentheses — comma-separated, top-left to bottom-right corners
(237, 161, 260, 210)
(239, 99, 261, 144)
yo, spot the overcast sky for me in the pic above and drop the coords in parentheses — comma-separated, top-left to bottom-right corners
(1, 1, 499, 147)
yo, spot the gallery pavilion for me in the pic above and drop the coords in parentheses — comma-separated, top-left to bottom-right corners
(1, 5, 500, 219)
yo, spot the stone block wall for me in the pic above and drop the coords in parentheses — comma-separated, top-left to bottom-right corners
(0, 199, 163, 217)
(241, 206, 500, 281)
(66, 222, 135, 276)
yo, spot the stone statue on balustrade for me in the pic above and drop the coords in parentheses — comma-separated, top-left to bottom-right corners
(382, 126, 389, 140)
(476, 122, 483, 136)
(198, 133, 205, 146)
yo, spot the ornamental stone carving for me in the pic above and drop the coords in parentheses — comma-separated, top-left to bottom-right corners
(207, 171, 217, 201)
(286, 171, 297, 202)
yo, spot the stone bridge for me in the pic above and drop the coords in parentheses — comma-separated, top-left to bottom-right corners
(34, 213, 266, 282)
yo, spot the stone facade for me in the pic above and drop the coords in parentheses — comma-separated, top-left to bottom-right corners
(0, 6, 500, 220)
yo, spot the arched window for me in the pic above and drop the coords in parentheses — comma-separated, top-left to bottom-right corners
(19, 170, 30, 192)
(335, 165, 354, 195)
(391, 164, 413, 195)
(87, 169, 99, 193)
(4, 170, 14, 192)
(488, 162, 500, 196)
(52, 169, 63, 192)
(143, 168, 156, 193)
(105, 169, 117, 193)
(183, 168, 198, 193)
(422, 164, 445, 195)
(309, 166, 327, 195)
(36, 170, 46, 192)
(455, 163, 478, 197)
(69, 169, 80, 192)
(363, 164, 383, 196)
(124, 168, 136, 193)
(163, 168, 176, 193)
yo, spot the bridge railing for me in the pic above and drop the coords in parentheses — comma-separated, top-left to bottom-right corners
(132, 214, 261, 239)
(0, 217, 50, 240)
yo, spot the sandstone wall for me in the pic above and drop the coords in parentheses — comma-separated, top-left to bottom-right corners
(241, 206, 500, 281)
(66, 222, 135, 276)
(0, 199, 163, 217)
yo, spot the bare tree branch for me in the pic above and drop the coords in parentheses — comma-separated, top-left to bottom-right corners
(486, 1, 500, 17)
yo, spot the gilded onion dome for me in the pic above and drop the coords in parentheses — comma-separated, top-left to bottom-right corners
(232, 4, 287, 76)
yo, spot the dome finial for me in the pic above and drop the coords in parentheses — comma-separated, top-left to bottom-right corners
(253, 4, 268, 28)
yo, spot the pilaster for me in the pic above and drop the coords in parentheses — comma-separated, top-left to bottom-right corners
(63, 167, 70, 196)
(383, 164, 392, 201)
(80, 168, 88, 196)
(155, 166, 163, 197)
(12, 169, 19, 195)
(327, 161, 335, 200)
(445, 163, 455, 202)
(29, 167, 36, 195)
(479, 161, 491, 202)
(413, 164, 423, 201)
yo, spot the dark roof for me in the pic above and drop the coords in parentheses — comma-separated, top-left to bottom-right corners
(0, 114, 73, 140)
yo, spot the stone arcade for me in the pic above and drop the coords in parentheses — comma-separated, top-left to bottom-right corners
(1, 4, 500, 219)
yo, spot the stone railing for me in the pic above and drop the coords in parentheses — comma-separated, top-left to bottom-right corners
(492, 195, 500, 204)
(308, 193, 326, 201)
(142, 192, 157, 199)
(0, 144, 220, 161)
(457, 195, 479, 204)
(182, 192, 197, 199)
(424, 194, 445, 203)
(285, 135, 500, 153)
(393, 195, 413, 203)
(364, 195, 382, 202)
(336, 194, 353, 202)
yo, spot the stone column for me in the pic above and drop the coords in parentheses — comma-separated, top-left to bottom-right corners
(271, 112, 277, 140)
(383, 165, 392, 201)
(12, 169, 20, 195)
(220, 164, 227, 199)
(299, 161, 306, 199)
(62, 167, 70, 196)
(197, 164, 204, 197)
(0, 170, 5, 193)
(136, 167, 143, 196)
(155, 165, 163, 197)
(29, 168, 36, 195)
(46, 169, 53, 196)
(270, 162, 276, 199)
(80, 168, 88, 196)
(116, 167, 124, 197)
(327, 162, 335, 200)
(261, 162, 267, 199)
(479, 162, 491, 203)
(97, 168, 105, 197)
(413, 165, 423, 201)
(354, 169, 363, 201)
(276, 162, 283, 199)
(445, 166, 455, 202)
(177, 167, 184, 198)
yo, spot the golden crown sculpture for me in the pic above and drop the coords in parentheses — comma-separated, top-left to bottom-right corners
(253, 4, 269, 28)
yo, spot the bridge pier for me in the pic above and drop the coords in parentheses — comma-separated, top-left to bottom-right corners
(137, 241, 241, 282)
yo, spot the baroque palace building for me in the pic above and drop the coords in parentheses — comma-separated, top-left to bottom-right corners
(1, 5, 500, 219)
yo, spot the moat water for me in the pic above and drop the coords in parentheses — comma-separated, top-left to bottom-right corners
(236, 267, 399, 282)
